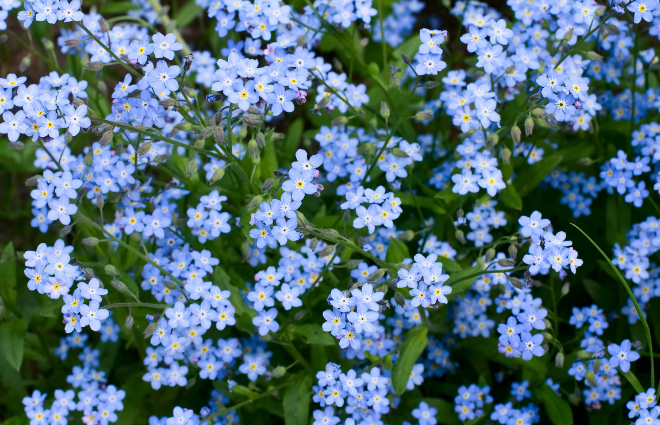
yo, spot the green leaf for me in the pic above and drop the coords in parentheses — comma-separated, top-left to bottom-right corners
(392, 325, 428, 395)
(175, 1, 203, 28)
(445, 266, 482, 297)
(500, 185, 522, 210)
(0, 243, 17, 306)
(283, 374, 312, 425)
(260, 138, 279, 179)
(534, 384, 574, 425)
(281, 119, 303, 160)
(290, 324, 336, 346)
(99, 1, 138, 13)
(386, 238, 410, 264)
(109, 253, 140, 298)
(620, 369, 645, 394)
(436, 256, 462, 273)
(513, 154, 563, 197)
(0, 318, 28, 371)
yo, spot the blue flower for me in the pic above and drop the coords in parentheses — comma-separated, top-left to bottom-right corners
(152, 33, 184, 60)
(252, 308, 279, 335)
(608, 339, 640, 372)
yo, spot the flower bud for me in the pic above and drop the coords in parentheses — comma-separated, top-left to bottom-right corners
(587, 51, 603, 61)
(505, 64, 516, 74)
(246, 195, 263, 210)
(8, 141, 24, 150)
(248, 138, 260, 160)
(561, 282, 570, 296)
(82, 237, 99, 246)
(415, 111, 433, 121)
(105, 265, 120, 277)
(476, 257, 486, 271)
(528, 92, 542, 102)
(154, 154, 168, 163)
(96, 193, 105, 209)
(242, 114, 263, 127)
(19, 55, 30, 73)
(524, 117, 534, 136)
(509, 277, 523, 290)
(593, 359, 601, 374)
(215, 126, 225, 144)
(294, 309, 307, 320)
(394, 291, 406, 307)
(99, 17, 110, 32)
(138, 141, 152, 156)
(595, 5, 606, 15)
(111, 280, 128, 292)
(331, 116, 348, 127)
(186, 160, 198, 180)
(143, 322, 159, 338)
(125, 315, 134, 330)
(555, 351, 564, 368)
(511, 125, 521, 145)
(160, 98, 176, 107)
(424, 80, 439, 89)
(367, 268, 385, 282)
(25, 175, 42, 186)
(485, 248, 496, 263)
(486, 134, 499, 149)
(577, 350, 595, 359)
(320, 228, 340, 239)
(318, 244, 335, 258)
(84, 149, 93, 166)
(86, 61, 104, 71)
(401, 53, 411, 64)
(455, 229, 466, 244)
(199, 126, 214, 141)
(398, 230, 415, 241)
(577, 157, 593, 166)
(60, 224, 74, 237)
(501, 147, 512, 165)
(100, 131, 112, 147)
(163, 280, 179, 290)
(65, 39, 81, 47)
(585, 371, 596, 387)
(380, 101, 390, 119)
(606, 24, 620, 35)
(564, 28, 573, 41)
(271, 366, 286, 378)
(498, 258, 515, 267)
(262, 178, 275, 192)
(182, 86, 196, 99)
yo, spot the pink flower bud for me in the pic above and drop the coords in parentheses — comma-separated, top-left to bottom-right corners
(574, 100, 582, 109)
(249, 213, 256, 225)
(313, 169, 319, 178)
(296, 90, 307, 102)
(316, 183, 324, 191)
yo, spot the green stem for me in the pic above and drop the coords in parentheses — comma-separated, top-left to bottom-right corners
(103, 302, 171, 309)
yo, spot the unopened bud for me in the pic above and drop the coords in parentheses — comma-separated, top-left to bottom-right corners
(587, 51, 603, 61)
(96, 193, 104, 209)
(380, 101, 390, 119)
(215, 126, 225, 144)
(485, 248, 496, 263)
(511, 125, 521, 144)
(555, 351, 565, 368)
(182, 86, 196, 98)
(8, 141, 24, 150)
(25, 175, 42, 186)
(248, 138, 260, 160)
(595, 5, 606, 15)
(318, 245, 335, 258)
(125, 316, 134, 330)
(509, 277, 523, 290)
(561, 282, 570, 296)
(577, 350, 595, 359)
(331, 116, 348, 127)
(476, 257, 486, 271)
(455, 229, 466, 244)
(86, 61, 104, 71)
(424, 81, 440, 89)
(59, 224, 74, 237)
(505, 64, 516, 74)
(256, 132, 265, 148)
(524, 117, 534, 136)
(415, 111, 433, 121)
(242, 114, 262, 127)
(498, 258, 515, 267)
(271, 366, 286, 378)
(99, 17, 110, 32)
(111, 280, 128, 292)
(105, 265, 120, 277)
(392, 148, 409, 158)
(529, 92, 542, 102)
(19, 56, 31, 73)
(65, 39, 81, 47)
(186, 160, 198, 179)
(294, 309, 307, 320)
(501, 147, 512, 165)
(82, 237, 99, 246)
(486, 134, 499, 149)
(163, 280, 179, 290)
(309, 238, 318, 251)
(585, 371, 596, 387)
(564, 28, 574, 41)
(606, 24, 620, 35)
(137, 142, 152, 156)
(154, 154, 168, 163)
(367, 268, 385, 282)
(398, 230, 415, 241)
(262, 178, 275, 192)
(84, 149, 93, 166)
(246, 195, 263, 210)
(320, 228, 340, 239)
(160, 98, 176, 107)
(143, 322, 159, 338)
(394, 291, 406, 306)
(577, 157, 593, 166)
(100, 131, 112, 147)
(401, 53, 411, 65)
